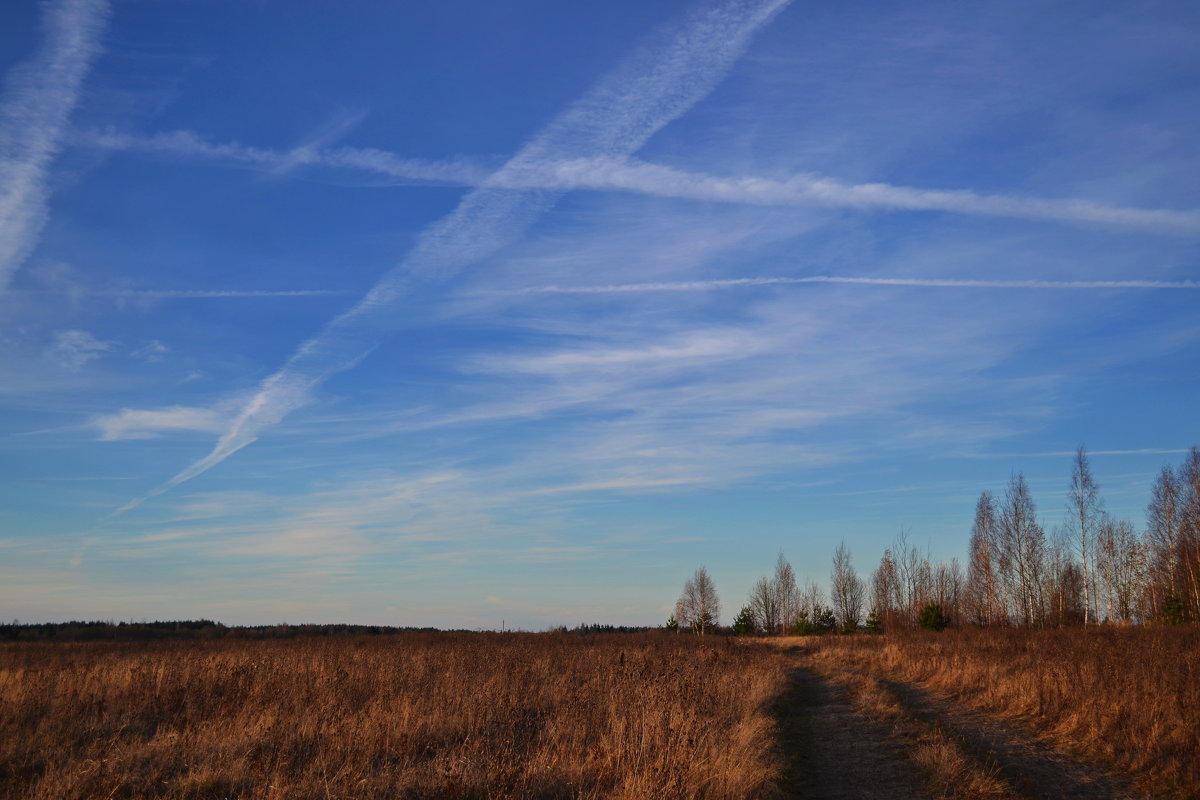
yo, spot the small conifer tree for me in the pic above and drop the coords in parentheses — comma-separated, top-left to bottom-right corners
(918, 602, 949, 631)
(733, 606, 756, 636)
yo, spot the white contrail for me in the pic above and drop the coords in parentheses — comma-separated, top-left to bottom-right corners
(78, 128, 490, 186)
(83, 139, 1200, 236)
(19, 288, 351, 298)
(115, 0, 793, 514)
(517, 158, 1200, 236)
(0, 0, 109, 292)
(506, 275, 1200, 295)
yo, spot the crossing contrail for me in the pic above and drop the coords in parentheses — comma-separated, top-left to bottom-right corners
(114, 0, 793, 514)
(84, 141, 1200, 237)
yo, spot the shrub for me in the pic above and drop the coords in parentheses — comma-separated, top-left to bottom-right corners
(918, 603, 949, 631)
(789, 611, 814, 636)
(813, 606, 838, 634)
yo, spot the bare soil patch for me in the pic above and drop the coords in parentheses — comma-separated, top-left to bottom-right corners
(773, 660, 932, 800)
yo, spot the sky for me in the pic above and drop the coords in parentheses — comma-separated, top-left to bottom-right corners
(1, 0, 1198, 629)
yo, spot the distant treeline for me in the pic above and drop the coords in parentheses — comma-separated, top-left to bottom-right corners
(549, 623, 655, 634)
(0, 620, 450, 642)
(1, 620, 657, 642)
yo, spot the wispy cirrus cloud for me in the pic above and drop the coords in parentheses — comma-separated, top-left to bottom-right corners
(90, 406, 226, 441)
(114, 0, 793, 515)
(966, 448, 1193, 459)
(47, 328, 111, 370)
(0, 0, 109, 292)
(519, 477, 704, 496)
(476, 328, 764, 375)
(332, 281, 1033, 492)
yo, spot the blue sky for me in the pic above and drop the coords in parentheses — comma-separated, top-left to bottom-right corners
(2, 0, 1197, 629)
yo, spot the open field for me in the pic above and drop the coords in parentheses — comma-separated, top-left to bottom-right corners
(2, 628, 1196, 799)
(0, 633, 789, 800)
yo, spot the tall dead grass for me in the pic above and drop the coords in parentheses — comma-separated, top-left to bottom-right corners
(810, 627, 1200, 798)
(0, 632, 789, 800)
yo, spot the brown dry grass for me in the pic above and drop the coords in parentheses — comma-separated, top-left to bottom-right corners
(807, 627, 1200, 799)
(0, 632, 789, 800)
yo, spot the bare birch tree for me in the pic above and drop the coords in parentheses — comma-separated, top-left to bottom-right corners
(746, 575, 779, 635)
(966, 491, 999, 625)
(1046, 528, 1084, 626)
(677, 567, 720, 635)
(1144, 449, 1200, 622)
(1066, 446, 1101, 624)
(744, 553, 799, 635)
(1096, 516, 1143, 623)
(773, 552, 799, 634)
(1145, 464, 1182, 620)
(1000, 473, 1045, 626)
(1180, 448, 1200, 621)
(798, 579, 824, 628)
(934, 558, 964, 624)
(830, 541, 865, 631)
(871, 548, 901, 629)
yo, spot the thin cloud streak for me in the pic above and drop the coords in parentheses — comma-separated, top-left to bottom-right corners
(91, 406, 226, 441)
(77, 129, 490, 185)
(504, 276, 1200, 295)
(82, 138, 1200, 236)
(18, 288, 352, 298)
(0, 0, 109, 291)
(964, 448, 1193, 459)
(521, 477, 703, 496)
(114, 0, 793, 515)
(518, 158, 1200, 236)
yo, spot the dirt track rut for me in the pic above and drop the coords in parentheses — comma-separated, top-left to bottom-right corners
(879, 678, 1136, 800)
(774, 666, 932, 800)
(774, 649, 1145, 800)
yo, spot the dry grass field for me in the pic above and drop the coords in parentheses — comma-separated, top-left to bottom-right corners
(0, 632, 790, 800)
(4, 627, 1196, 800)
(804, 627, 1200, 799)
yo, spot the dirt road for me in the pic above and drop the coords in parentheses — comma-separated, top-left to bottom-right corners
(774, 664, 932, 800)
(775, 649, 1142, 800)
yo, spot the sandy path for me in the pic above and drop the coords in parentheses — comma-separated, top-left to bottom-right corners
(773, 665, 933, 800)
